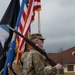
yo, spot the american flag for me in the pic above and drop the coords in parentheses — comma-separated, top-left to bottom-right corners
(16, 0, 41, 63)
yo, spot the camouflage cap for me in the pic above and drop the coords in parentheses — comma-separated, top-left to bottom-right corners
(30, 33, 45, 40)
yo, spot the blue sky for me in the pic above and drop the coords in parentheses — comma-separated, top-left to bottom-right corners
(0, 0, 75, 53)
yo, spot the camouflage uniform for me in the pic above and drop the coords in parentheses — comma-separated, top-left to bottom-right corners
(22, 49, 58, 75)
(11, 33, 58, 75)
(11, 52, 28, 75)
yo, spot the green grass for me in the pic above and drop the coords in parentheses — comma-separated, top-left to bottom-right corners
(57, 73, 75, 75)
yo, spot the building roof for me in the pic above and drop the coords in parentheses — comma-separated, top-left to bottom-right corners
(47, 46, 75, 64)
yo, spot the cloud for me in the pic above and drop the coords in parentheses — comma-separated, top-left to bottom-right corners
(61, 0, 75, 6)
(39, 0, 75, 52)
(0, 0, 75, 53)
(0, 0, 10, 20)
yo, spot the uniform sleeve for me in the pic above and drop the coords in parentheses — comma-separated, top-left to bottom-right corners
(32, 51, 46, 75)
(22, 52, 33, 75)
(44, 66, 58, 75)
(32, 51, 58, 75)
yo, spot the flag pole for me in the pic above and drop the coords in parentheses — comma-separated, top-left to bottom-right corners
(38, 11, 41, 34)
(28, 25, 31, 38)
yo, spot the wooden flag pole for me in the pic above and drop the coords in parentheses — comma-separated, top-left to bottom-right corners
(38, 11, 41, 34)
(28, 25, 31, 38)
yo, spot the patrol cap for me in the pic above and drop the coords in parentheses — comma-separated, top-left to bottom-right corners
(30, 33, 45, 40)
